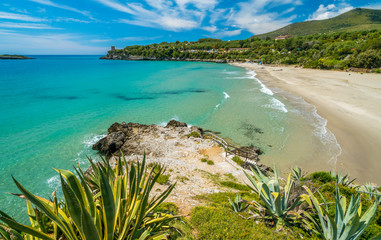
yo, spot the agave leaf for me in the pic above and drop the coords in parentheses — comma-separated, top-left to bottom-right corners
(0, 215, 54, 240)
(100, 169, 116, 240)
(11, 177, 77, 240)
(55, 169, 87, 208)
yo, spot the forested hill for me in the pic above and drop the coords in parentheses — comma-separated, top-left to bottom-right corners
(253, 8, 381, 39)
(103, 30, 381, 70)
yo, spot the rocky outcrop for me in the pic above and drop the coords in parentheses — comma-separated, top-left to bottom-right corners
(92, 120, 268, 171)
(166, 120, 188, 128)
(93, 120, 200, 157)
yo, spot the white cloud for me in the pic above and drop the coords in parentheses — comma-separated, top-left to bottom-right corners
(95, 0, 215, 31)
(54, 17, 92, 23)
(307, 4, 354, 21)
(0, 22, 59, 29)
(202, 25, 218, 32)
(28, 0, 92, 18)
(0, 11, 45, 22)
(229, 0, 298, 34)
(213, 29, 242, 38)
(0, 31, 107, 54)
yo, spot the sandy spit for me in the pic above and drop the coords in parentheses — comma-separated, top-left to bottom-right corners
(232, 63, 381, 184)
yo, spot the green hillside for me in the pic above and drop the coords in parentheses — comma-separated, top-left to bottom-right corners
(253, 8, 381, 39)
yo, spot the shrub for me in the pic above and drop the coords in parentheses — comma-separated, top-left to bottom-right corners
(232, 156, 244, 166)
(220, 181, 251, 191)
(201, 158, 208, 162)
(157, 174, 170, 185)
(190, 206, 296, 240)
(375, 69, 380, 73)
(187, 131, 201, 138)
(207, 160, 214, 165)
(306, 171, 336, 184)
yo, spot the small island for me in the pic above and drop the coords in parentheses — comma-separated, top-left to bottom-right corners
(0, 54, 34, 60)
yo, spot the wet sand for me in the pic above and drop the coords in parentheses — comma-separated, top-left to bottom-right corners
(232, 63, 381, 184)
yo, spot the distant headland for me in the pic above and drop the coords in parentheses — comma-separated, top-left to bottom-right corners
(0, 54, 34, 60)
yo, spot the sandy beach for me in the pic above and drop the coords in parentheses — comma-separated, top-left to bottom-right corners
(232, 62, 381, 184)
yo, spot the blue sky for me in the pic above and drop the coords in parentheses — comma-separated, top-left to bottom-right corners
(0, 0, 380, 54)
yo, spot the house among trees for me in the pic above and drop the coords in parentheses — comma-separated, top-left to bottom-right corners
(111, 46, 115, 51)
(274, 35, 291, 40)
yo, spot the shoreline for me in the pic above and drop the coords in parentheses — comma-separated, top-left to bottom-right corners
(231, 62, 381, 184)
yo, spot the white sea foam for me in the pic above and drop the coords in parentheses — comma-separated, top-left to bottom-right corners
(223, 91, 230, 99)
(47, 175, 61, 190)
(266, 98, 288, 113)
(284, 93, 342, 164)
(245, 69, 274, 95)
(158, 115, 180, 126)
(215, 104, 220, 109)
(222, 70, 239, 74)
(83, 134, 107, 148)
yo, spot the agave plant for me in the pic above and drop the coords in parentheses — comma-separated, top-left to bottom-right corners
(302, 185, 378, 240)
(0, 154, 176, 240)
(291, 166, 305, 181)
(330, 170, 356, 187)
(358, 183, 380, 201)
(229, 194, 248, 213)
(244, 166, 305, 229)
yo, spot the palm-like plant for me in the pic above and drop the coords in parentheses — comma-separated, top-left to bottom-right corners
(229, 194, 248, 213)
(244, 166, 305, 229)
(302, 185, 378, 240)
(0, 154, 176, 240)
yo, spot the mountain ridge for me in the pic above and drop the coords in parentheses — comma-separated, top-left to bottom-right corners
(252, 8, 381, 39)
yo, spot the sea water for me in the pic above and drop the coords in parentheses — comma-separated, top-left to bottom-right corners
(0, 56, 341, 219)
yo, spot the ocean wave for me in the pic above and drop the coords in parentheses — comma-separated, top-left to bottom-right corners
(223, 91, 230, 99)
(83, 134, 107, 148)
(47, 175, 61, 190)
(222, 69, 239, 74)
(286, 94, 342, 164)
(266, 98, 288, 113)
(158, 115, 180, 126)
(245, 69, 274, 95)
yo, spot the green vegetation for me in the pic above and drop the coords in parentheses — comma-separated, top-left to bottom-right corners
(229, 194, 249, 212)
(187, 131, 201, 138)
(0, 54, 33, 59)
(330, 170, 356, 187)
(291, 166, 306, 181)
(109, 28, 381, 70)
(244, 166, 305, 230)
(303, 186, 379, 240)
(304, 171, 336, 184)
(206, 160, 214, 165)
(220, 181, 251, 191)
(0, 155, 176, 239)
(1, 153, 381, 239)
(254, 8, 381, 39)
(232, 156, 245, 166)
(200, 158, 207, 163)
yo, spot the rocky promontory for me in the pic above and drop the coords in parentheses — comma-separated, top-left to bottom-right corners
(92, 120, 268, 214)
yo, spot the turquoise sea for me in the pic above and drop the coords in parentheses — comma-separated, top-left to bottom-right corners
(0, 56, 341, 219)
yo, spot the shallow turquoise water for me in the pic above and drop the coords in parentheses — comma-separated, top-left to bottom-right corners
(0, 56, 340, 219)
